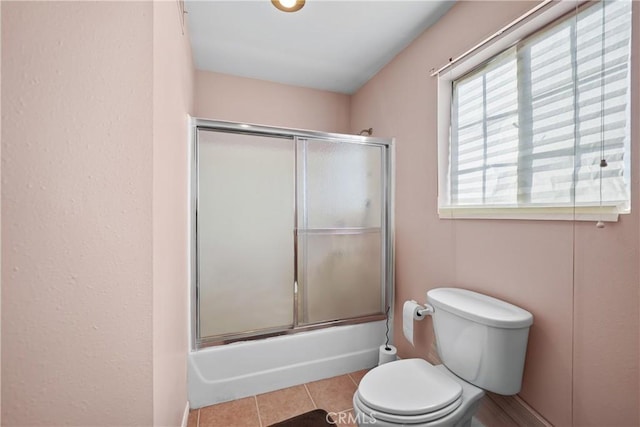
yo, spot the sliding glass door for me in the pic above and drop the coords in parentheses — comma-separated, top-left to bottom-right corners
(193, 120, 392, 347)
(197, 130, 295, 338)
(297, 139, 385, 324)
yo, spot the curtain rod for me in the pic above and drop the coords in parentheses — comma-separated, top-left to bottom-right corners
(430, 0, 556, 77)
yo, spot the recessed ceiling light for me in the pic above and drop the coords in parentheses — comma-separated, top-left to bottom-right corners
(271, 0, 305, 13)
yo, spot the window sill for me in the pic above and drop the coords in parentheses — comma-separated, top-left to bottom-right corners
(438, 206, 626, 222)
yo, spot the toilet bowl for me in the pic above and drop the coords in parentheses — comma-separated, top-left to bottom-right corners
(352, 288, 533, 427)
(353, 359, 484, 427)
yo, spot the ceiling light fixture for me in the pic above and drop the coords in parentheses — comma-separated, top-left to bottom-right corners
(271, 0, 305, 13)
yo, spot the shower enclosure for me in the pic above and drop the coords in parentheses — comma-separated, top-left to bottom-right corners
(191, 119, 394, 349)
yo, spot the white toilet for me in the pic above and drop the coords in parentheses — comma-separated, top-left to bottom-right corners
(353, 287, 533, 427)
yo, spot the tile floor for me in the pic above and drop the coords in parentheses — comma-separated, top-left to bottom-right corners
(187, 369, 369, 427)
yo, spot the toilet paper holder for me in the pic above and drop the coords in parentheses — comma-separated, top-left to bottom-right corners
(415, 303, 434, 318)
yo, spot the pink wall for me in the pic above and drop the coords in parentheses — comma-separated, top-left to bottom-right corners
(350, 1, 639, 426)
(2, 2, 154, 425)
(569, 3, 640, 425)
(195, 70, 351, 134)
(152, 2, 194, 426)
(3, 1, 195, 425)
(0, 0, 3, 422)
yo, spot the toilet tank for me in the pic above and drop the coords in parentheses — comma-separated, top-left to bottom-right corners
(427, 288, 533, 395)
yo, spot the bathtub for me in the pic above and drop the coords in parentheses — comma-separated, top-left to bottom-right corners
(188, 321, 385, 408)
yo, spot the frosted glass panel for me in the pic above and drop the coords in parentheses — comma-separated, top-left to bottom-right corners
(197, 130, 294, 338)
(298, 232, 383, 324)
(301, 141, 382, 228)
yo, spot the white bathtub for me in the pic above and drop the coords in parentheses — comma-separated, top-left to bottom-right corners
(188, 321, 385, 408)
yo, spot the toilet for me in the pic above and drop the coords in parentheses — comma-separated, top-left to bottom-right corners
(353, 288, 533, 427)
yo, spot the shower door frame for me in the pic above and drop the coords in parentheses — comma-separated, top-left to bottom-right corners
(190, 118, 395, 350)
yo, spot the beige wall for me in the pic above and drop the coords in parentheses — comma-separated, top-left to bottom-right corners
(2, 1, 194, 425)
(152, 1, 194, 426)
(350, 1, 639, 426)
(195, 70, 351, 134)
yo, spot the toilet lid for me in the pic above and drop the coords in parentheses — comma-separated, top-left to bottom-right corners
(358, 359, 463, 416)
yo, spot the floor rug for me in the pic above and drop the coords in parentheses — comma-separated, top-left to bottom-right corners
(268, 409, 335, 427)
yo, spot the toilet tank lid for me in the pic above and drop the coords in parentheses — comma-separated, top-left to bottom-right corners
(427, 288, 533, 329)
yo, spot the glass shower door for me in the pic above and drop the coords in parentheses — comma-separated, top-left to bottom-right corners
(297, 139, 385, 324)
(197, 130, 295, 339)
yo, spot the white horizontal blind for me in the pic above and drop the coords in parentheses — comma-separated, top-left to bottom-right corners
(446, 0, 632, 213)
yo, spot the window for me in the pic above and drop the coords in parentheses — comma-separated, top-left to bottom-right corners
(438, 0, 632, 221)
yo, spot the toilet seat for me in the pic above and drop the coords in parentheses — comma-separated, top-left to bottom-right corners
(356, 359, 463, 423)
(354, 391, 462, 424)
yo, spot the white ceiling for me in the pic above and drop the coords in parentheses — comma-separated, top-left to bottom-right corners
(186, 0, 455, 94)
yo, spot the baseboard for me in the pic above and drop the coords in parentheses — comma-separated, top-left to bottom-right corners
(484, 393, 552, 427)
(181, 401, 190, 427)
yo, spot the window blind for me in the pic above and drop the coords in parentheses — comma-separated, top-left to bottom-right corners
(445, 0, 632, 214)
